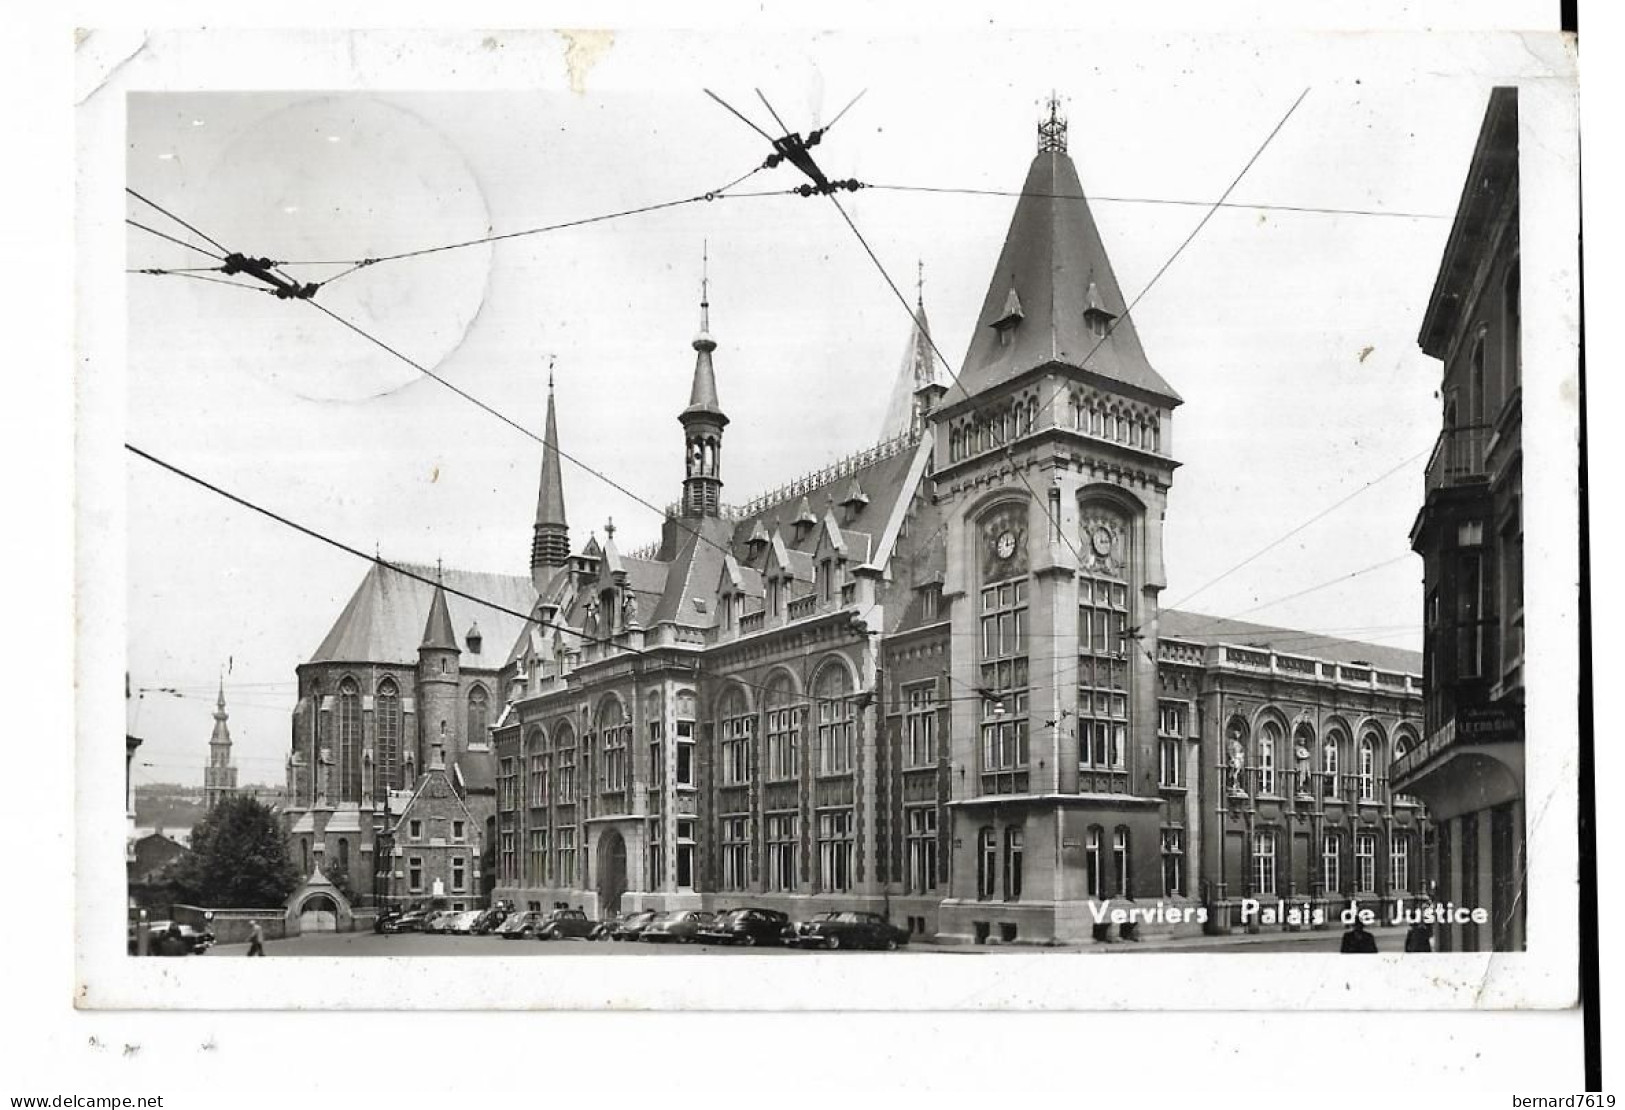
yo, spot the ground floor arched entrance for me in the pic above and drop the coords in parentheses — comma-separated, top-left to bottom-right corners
(297, 893, 339, 933)
(597, 830, 628, 916)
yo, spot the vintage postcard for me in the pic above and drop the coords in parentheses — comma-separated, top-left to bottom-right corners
(76, 25, 1581, 1011)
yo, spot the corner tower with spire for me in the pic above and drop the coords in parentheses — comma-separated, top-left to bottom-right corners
(531, 365, 571, 591)
(416, 565, 463, 774)
(203, 675, 238, 809)
(934, 97, 1185, 942)
(679, 247, 729, 518)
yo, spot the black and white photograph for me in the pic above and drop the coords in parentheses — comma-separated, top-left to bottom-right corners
(46, 6, 1602, 1093)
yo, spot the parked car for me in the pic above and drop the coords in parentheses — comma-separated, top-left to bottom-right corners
(535, 908, 602, 940)
(610, 910, 660, 942)
(131, 921, 215, 956)
(382, 909, 431, 934)
(786, 911, 909, 951)
(698, 907, 791, 947)
(373, 908, 406, 934)
(447, 910, 484, 934)
(641, 910, 716, 944)
(497, 910, 545, 939)
(422, 910, 463, 934)
(471, 907, 510, 935)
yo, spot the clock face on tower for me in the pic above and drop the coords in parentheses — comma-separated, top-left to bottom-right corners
(996, 530, 1017, 560)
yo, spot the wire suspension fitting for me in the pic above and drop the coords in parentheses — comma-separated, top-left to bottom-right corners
(221, 252, 320, 300)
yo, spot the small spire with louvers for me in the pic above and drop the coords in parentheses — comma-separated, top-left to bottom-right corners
(531, 363, 571, 580)
(681, 244, 728, 517)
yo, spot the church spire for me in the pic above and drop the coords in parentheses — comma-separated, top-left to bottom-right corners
(419, 572, 458, 651)
(879, 258, 947, 439)
(680, 244, 729, 517)
(531, 363, 570, 584)
(204, 672, 238, 809)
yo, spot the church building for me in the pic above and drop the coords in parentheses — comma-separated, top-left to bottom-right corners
(287, 104, 1428, 943)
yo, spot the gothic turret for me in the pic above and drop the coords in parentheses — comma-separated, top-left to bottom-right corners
(531, 370, 570, 589)
(679, 249, 729, 517)
(416, 567, 462, 769)
(879, 261, 948, 439)
(203, 676, 238, 809)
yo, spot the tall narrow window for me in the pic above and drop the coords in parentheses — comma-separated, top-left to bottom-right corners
(1160, 826, 1184, 895)
(675, 692, 696, 788)
(1113, 827, 1131, 898)
(676, 818, 696, 888)
(1078, 572, 1129, 783)
(981, 576, 1030, 792)
(1157, 702, 1187, 788)
(814, 666, 855, 776)
(903, 682, 937, 767)
(1356, 831, 1377, 892)
(555, 725, 577, 800)
(1252, 829, 1277, 896)
(766, 812, 797, 891)
(906, 806, 938, 893)
(977, 827, 997, 900)
(720, 815, 750, 891)
(529, 828, 547, 885)
(718, 687, 754, 785)
(1390, 834, 1410, 894)
(1470, 332, 1487, 432)
(466, 686, 489, 746)
(556, 826, 576, 887)
(647, 818, 663, 889)
(1358, 733, 1379, 801)
(1085, 826, 1104, 898)
(765, 674, 800, 780)
(1322, 831, 1342, 894)
(1257, 721, 1280, 796)
(337, 678, 362, 803)
(598, 699, 630, 794)
(375, 679, 400, 795)
(818, 810, 854, 892)
(1322, 734, 1342, 799)
(1004, 826, 1025, 901)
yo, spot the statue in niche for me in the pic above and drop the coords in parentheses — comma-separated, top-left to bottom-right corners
(622, 590, 638, 626)
(1227, 736, 1247, 794)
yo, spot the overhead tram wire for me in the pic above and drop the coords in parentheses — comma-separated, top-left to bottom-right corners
(126, 218, 226, 263)
(302, 299, 739, 564)
(126, 187, 232, 255)
(126, 443, 871, 716)
(815, 89, 1312, 573)
(861, 183, 1449, 222)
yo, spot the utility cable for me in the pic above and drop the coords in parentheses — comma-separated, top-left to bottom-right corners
(862, 183, 1448, 221)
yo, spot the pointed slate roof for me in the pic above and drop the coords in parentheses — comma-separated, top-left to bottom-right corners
(535, 381, 568, 529)
(944, 147, 1181, 408)
(420, 578, 459, 651)
(309, 563, 535, 666)
(878, 295, 946, 439)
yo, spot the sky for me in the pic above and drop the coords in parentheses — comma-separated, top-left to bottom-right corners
(117, 30, 1572, 790)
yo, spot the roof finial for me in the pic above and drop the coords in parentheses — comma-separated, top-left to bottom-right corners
(604, 516, 616, 540)
(436, 557, 443, 584)
(548, 354, 555, 393)
(916, 258, 925, 308)
(700, 240, 711, 335)
(1038, 90, 1068, 154)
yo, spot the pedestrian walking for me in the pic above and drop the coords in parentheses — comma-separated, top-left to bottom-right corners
(247, 919, 265, 957)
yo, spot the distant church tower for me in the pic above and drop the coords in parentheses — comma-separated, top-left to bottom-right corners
(203, 677, 239, 809)
(679, 251, 728, 518)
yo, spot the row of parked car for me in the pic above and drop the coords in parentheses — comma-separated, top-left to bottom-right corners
(378, 904, 911, 951)
(128, 920, 216, 956)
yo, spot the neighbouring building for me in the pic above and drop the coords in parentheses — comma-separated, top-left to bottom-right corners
(281, 562, 533, 907)
(203, 678, 239, 809)
(1393, 86, 1525, 952)
(460, 103, 1428, 943)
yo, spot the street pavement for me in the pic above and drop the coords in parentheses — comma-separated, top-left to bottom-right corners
(207, 924, 1414, 957)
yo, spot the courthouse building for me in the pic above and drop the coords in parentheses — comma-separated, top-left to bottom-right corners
(1392, 87, 1526, 951)
(467, 108, 1427, 943)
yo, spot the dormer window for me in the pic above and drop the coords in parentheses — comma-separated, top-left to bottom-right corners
(993, 287, 1024, 336)
(465, 622, 482, 655)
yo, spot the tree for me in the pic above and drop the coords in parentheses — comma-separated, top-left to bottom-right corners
(172, 795, 300, 908)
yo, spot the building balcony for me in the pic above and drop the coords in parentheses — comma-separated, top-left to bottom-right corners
(1424, 424, 1492, 495)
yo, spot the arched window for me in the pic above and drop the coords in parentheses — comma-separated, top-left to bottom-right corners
(1257, 720, 1281, 795)
(1025, 397, 1038, 434)
(765, 673, 800, 780)
(1090, 405, 1103, 437)
(467, 686, 489, 746)
(376, 678, 400, 795)
(598, 698, 628, 793)
(1392, 733, 1418, 806)
(1149, 419, 1160, 453)
(814, 665, 854, 776)
(337, 837, 349, 874)
(338, 677, 362, 803)
(527, 727, 549, 807)
(1358, 732, 1380, 801)
(1322, 731, 1343, 799)
(555, 723, 577, 800)
(717, 686, 753, 786)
